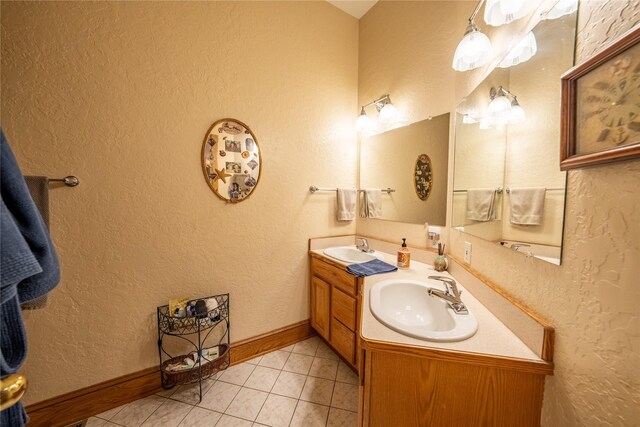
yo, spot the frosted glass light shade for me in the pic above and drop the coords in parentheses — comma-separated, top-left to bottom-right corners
(546, 0, 578, 20)
(378, 103, 398, 125)
(479, 117, 493, 129)
(484, 0, 533, 26)
(355, 112, 373, 132)
(452, 29, 492, 71)
(508, 102, 526, 124)
(499, 31, 537, 68)
(488, 94, 512, 126)
(462, 114, 477, 124)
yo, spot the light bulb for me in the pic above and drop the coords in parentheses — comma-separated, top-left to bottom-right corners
(499, 31, 537, 68)
(484, 0, 533, 26)
(378, 102, 398, 125)
(452, 28, 492, 71)
(355, 110, 373, 133)
(545, 0, 578, 20)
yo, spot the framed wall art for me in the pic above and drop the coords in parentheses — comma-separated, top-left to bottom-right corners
(560, 26, 640, 170)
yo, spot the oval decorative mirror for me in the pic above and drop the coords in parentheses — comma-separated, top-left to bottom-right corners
(201, 119, 261, 203)
(414, 154, 433, 200)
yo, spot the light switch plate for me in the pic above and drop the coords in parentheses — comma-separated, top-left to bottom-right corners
(464, 242, 472, 264)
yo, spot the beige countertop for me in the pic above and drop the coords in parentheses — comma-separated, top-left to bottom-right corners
(311, 248, 542, 362)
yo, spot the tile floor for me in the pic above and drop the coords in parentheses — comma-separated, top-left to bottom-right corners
(84, 337, 358, 427)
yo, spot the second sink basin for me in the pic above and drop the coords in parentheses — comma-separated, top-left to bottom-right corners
(369, 278, 478, 342)
(323, 246, 384, 264)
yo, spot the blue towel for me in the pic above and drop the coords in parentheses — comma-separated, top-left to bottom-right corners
(346, 259, 398, 277)
(1, 130, 60, 426)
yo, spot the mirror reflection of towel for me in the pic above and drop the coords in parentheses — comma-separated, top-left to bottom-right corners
(360, 189, 382, 219)
(336, 188, 357, 221)
(509, 187, 546, 225)
(466, 188, 496, 222)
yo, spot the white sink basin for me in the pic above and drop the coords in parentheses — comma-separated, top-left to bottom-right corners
(369, 278, 478, 342)
(323, 246, 384, 264)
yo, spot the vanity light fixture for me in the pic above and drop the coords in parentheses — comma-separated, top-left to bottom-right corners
(485, 86, 525, 127)
(484, 0, 535, 26)
(498, 31, 538, 68)
(355, 94, 400, 133)
(544, 0, 578, 20)
(452, 0, 492, 72)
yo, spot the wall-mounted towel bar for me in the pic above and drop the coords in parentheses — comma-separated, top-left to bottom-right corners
(453, 187, 503, 194)
(505, 187, 564, 193)
(308, 186, 395, 194)
(49, 176, 79, 187)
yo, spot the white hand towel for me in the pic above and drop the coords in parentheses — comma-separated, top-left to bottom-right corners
(365, 189, 382, 219)
(509, 187, 546, 225)
(466, 188, 496, 222)
(337, 188, 357, 221)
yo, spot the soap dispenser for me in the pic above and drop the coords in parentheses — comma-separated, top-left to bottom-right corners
(397, 238, 411, 269)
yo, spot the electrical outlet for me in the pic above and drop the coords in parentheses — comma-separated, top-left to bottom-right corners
(464, 242, 472, 264)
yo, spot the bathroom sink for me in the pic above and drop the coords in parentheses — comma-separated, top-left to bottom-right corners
(323, 246, 384, 264)
(369, 278, 478, 342)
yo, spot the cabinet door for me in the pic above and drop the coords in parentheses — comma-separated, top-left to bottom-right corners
(311, 276, 331, 340)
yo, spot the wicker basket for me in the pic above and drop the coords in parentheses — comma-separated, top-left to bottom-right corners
(160, 343, 230, 386)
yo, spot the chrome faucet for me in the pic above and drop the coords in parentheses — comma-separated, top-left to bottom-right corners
(511, 243, 531, 252)
(427, 276, 469, 314)
(356, 238, 373, 253)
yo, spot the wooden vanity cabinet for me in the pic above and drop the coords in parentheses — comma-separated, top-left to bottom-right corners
(310, 254, 361, 368)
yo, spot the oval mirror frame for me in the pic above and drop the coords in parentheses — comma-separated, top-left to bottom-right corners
(414, 154, 433, 201)
(201, 118, 261, 203)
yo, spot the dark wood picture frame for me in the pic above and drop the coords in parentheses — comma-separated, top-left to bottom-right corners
(560, 26, 640, 170)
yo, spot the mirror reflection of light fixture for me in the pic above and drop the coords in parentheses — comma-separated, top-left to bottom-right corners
(499, 31, 537, 68)
(355, 95, 401, 133)
(545, 0, 578, 20)
(484, 0, 534, 26)
(462, 114, 478, 124)
(452, 0, 492, 72)
(480, 86, 525, 129)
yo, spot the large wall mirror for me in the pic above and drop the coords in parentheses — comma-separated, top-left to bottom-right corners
(452, 6, 578, 265)
(360, 113, 450, 226)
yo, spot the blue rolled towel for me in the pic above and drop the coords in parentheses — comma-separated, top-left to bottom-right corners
(346, 259, 397, 277)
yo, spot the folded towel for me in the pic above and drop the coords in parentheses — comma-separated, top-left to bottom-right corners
(346, 259, 397, 277)
(466, 188, 496, 221)
(359, 189, 382, 219)
(22, 176, 50, 310)
(336, 189, 357, 221)
(509, 187, 546, 225)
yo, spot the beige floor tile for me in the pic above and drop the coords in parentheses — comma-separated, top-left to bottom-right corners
(177, 406, 223, 427)
(198, 381, 241, 413)
(245, 355, 264, 365)
(141, 398, 193, 427)
(300, 377, 335, 406)
(335, 362, 358, 385)
(85, 417, 107, 427)
(215, 414, 253, 427)
(330, 382, 358, 412)
(282, 353, 314, 375)
(257, 351, 290, 370)
(291, 337, 320, 356)
(279, 344, 296, 352)
(255, 394, 297, 427)
(309, 357, 339, 380)
(95, 405, 125, 420)
(110, 395, 167, 427)
(224, 387, 268, 421)
(315, 342, 339, 360)
(244, 366, 280, 392)
(155, 387, 178, 398)
(326, 407, 357, 427)
(170, 379, 216, 405)
(217, 363, 256, 386)
(289, 400, 330, 427)
(270, 371, 307, 399)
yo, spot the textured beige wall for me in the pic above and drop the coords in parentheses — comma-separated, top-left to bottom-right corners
(1, 1, 358, 404)
(360, 0, 640, 425)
